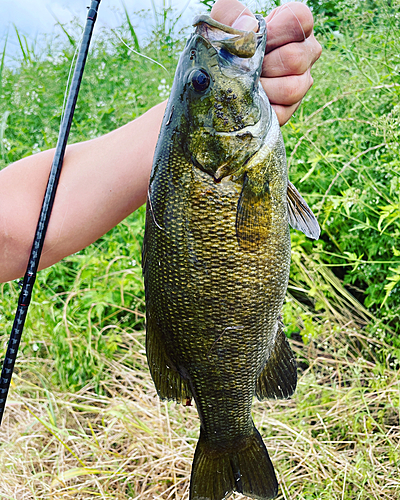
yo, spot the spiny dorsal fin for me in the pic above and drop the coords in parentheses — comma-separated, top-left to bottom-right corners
(287, 181, 320, 240)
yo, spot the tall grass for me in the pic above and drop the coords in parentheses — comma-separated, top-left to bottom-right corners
(0, 1, 399, 498)
(281, 0, 400, 343)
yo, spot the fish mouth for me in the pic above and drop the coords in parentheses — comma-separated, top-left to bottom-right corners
(190, 14, 268, 134)
(187, 15, 269, 181)
(192, 14, 267, 69)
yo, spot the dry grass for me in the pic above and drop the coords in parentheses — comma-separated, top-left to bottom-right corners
(0, 318, 399, 499)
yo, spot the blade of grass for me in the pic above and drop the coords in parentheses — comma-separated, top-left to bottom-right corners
(47, 7, 76, 48)
(25, 405, 86, 467)
(0, 111, 10, 162)
(0, 33, 8, 93)
(122, 2, 140, 52)
(13, 25, 27, 63)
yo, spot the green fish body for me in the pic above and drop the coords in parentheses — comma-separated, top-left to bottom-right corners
(143, 15, 319, 500)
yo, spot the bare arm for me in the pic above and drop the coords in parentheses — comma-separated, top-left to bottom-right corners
(0, 102, 166, 283)
(0, 0, 321, 284)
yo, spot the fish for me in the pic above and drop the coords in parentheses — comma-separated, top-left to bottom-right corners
(142, 13, 320, 500)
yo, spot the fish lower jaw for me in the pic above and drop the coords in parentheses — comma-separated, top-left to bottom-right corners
(191, 154, 243, 183)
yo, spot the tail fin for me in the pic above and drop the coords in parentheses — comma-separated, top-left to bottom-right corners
(190, 427, 278, 500)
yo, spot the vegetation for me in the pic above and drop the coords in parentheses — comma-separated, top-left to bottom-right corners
(0, 0, 399, 498)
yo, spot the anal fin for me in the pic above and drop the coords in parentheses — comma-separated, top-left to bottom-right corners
(287, 181, 320, 240)
(146, 313, 192, 403)
(256, 323, 297, 400)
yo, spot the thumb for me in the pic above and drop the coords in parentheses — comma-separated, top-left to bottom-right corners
(210, 0, 259, 32)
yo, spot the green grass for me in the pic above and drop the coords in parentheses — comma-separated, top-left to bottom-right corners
(0, 1, 399, 498)
(286, 3, 400, 325)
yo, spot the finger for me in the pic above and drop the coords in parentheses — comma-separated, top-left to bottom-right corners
(211, 0, 258, 31)
(261, 70, 313, 106)
(262, 34, 322, 77)
(272, 101, 302, 127)
(265, 2, 314, 53)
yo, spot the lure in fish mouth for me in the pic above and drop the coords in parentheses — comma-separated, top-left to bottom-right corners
(193, 15, 261, 59)
(143, 12, 321, 500)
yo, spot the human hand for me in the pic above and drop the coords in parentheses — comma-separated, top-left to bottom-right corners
(211, 0, 322, 126)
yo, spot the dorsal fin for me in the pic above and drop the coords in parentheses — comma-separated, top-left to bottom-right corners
(287, 181, 320, 240)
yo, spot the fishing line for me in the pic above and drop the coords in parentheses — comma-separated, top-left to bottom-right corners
(147, 188, 165, 231)
(61, 32, 84, 125)
(111, 29, 169, 74)
(283, 3, 307, 42)
(233, 1, 307, 43)
(272, 3, 307, 42)
(207, 326, 245, 359)
(232, 1, 258, 31)
(176, 0, 192, 22)
(46, 5, 85, 124)
(0, 0, 101, 427)
(234, 6, 251, 25)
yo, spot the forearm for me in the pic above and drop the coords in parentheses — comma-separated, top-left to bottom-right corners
(0, 101, 167, 283)
(0, 0, 321, 285)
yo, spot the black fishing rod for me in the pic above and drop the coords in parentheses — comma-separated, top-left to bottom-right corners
(0, 0, 101, 426)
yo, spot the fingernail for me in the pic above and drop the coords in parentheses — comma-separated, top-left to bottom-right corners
(232, 14, 258, 32)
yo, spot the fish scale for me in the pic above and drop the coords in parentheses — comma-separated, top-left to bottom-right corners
(143, 13, 320, 500)
(145, 135, 289, 492)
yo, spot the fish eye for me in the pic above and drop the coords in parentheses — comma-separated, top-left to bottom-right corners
(190, 69, 210, 92)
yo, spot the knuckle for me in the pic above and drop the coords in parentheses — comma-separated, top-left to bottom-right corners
(315, 40, 323, 60)
(286, 74, 309, 103)
(309, 35, 323, 63)
(288, 2, 314, 33)
(284, 44, 308, 74)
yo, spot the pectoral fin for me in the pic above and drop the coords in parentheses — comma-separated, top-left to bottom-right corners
(236, 174, 271, 252)
(287, 181, 320, 240)
(256, 323, 297, 400)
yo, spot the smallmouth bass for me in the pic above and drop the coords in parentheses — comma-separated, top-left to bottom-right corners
(142, 14, 320, 500)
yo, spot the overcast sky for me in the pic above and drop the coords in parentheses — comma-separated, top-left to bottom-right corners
(0, 0, 203, 61)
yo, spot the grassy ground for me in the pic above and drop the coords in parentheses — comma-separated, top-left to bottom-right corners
(0, 0, 399, 498)
(0, 316, 399, 498)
